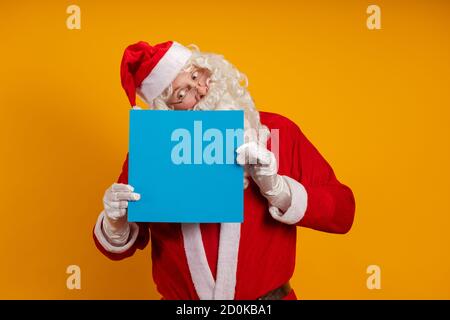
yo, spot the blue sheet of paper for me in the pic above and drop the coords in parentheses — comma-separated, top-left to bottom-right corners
(128, 110, 244, 223)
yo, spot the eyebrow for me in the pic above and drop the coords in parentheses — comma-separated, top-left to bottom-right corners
(172, 86, 181, 96)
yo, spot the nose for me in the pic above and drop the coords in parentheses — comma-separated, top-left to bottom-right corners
(197, 84, 208, 96)
(195, 79, 209, 98)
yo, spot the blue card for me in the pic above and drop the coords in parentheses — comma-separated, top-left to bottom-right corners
(128, 110, 244, 223)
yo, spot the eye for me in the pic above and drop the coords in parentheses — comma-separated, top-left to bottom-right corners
(191, 71, 199, 80)
(178, 89, 187, 100)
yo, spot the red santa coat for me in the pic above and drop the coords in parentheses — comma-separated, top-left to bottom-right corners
(93, 112, 356, 300)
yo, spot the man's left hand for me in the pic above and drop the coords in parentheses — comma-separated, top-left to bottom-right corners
(236, 142, 292, 212)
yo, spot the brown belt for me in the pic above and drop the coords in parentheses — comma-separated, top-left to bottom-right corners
(257, 282, 292, 300)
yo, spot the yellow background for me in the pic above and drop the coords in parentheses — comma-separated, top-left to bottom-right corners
(0, 0, 449, 299)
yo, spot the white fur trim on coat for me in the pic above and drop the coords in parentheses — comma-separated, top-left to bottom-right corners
(94, 212, 139, 254)
(213, 223, 241, 300)
(181, 223, 241, 300)
(181, 224, 215, 300)
(268, 175, 308, 225)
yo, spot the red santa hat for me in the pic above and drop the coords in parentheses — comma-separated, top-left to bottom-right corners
(120, 41, 192, 107)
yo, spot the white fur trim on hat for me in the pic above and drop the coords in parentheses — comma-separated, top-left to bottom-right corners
(138, 42, 192, 104)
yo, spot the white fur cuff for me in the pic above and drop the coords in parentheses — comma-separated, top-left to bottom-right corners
(94, 211, 139, 254)
(269, 176, 308, 225)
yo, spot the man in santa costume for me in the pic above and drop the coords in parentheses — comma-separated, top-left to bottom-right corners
(93, 41, 356, 300)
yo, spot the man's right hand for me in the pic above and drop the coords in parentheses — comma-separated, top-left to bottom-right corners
(102, 183, 140, 246)
(103, 183, 140, 221)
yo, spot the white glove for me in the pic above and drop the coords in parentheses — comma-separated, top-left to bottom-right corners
(236, 142, 292, 212)
(102, 183, 140, 246)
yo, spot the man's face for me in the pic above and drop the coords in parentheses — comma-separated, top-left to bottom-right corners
(166, 66, 211, 110)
